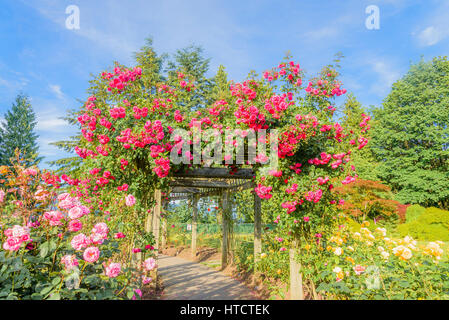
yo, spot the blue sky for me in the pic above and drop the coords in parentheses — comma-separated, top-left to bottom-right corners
(0, 0, 448, 167)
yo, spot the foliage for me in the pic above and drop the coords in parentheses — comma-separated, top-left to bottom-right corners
(248, 218, 449, 299)
(0, 93, 41, 167)
(340, 93, 378, 180)
(305, 219, 449, 299)
(0, 153, 154, 300)
(371, 56, 449, 209)
(397, 207, 449, 241)
(405, 204, 426, 223)
(166, 44, 213, 111)
(333, 179, 403, 227)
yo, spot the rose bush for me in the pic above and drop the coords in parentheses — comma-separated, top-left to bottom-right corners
(0, 154, 154, 300)
(251, 217, 449, 299)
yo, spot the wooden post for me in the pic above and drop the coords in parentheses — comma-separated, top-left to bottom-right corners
(152, 189, 162, 252)
(221, 190, 230, 269)
(191, 194, 199, 257)
(152, 189, 162, 288)
(289, 237, 304, 300)
(161, 219, 167, 249)
(145, 207, 152, 234)
(253, 192, 262, 267)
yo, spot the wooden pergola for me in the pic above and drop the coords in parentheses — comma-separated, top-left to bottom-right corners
(169, 168, 260, 269)
(147, 167, 303, 300)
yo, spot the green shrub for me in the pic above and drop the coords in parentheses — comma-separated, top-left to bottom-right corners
(406, 204, 426, 223)
(397, 207, 449, 241)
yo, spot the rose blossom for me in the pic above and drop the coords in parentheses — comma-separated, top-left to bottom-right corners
(125, 194, 136, 207)
(353, 265, 366, 275)
(71, 233, 91, 250)
(143, 257, 157, 271)
(2, 237, 22, 251)
(142, 276, 152, 284)
(61, 254, 79, 271)
(83, 246, 100, 263)
(114, 232, 125, 239)
(43, 210, 65, 226)
(68, 219, 83, 232)
(0, 189, 5, 203)
(92, 222, 109, 236)
(105, 262, 121, 278)
(68, 206, 84, 220)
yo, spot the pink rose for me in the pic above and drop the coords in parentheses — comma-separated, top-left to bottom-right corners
(142, 276, 152, 284)
(2, 237, 22, 251)
(353, 265, 366, 275)
(92, 222, 108, 235)
(68, 206, 84, 220)
(125, 194, 136, 207)
(0, 189, 6, 203)
(90, 232, 106, 245)
(61, 254, 79, 271)
(43, 211, 65, 226)
(71, 233, 91, 250)
(68, 219, 83, 232)
(105, 262, 121, 278)
(83, 246, 100, 263)
(57, 192, 70, 202)
(114, 232, 125, 239)
(143, 257, 157, 271)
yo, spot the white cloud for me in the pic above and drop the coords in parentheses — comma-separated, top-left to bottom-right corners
(417, 26, 444, 46)
(49, 84, 64, 100)
(369, 59, 402, 95)
(303, 27, 339, 41)
(36, 117, 67, 131)
(412, 1, 449, 47)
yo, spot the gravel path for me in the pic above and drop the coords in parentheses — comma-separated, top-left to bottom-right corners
(157, 254, 257, 300)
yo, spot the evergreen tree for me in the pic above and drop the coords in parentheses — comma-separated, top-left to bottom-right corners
(0, 93, 41, 166)
(166, 44, 212, 110)
(47, 108, 83, 173)
(209, 64, 231, 102)
(371, 57, 449, 208)
(340, 93, 379, 180)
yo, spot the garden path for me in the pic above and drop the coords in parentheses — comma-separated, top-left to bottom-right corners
(157, 254, 257, 300)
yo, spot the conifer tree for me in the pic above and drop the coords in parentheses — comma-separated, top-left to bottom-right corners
(0, 93, 41, 166)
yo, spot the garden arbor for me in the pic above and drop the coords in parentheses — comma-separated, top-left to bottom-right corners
(148, 167, 303, 300)
(167, 168, 259, 269)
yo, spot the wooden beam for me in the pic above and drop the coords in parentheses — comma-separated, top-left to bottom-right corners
(170, 179, 233, 188)
(191, 194, 199, 257)
(253, 192, 262, 267)
(173, 168, 255, 179)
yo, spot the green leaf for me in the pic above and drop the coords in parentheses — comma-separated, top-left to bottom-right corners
(40, 242, 49, 258)
(48, 292, 61, 300)
(31, 293, 43, 300)
(40, 286, 53, 296)
(52, 276, 61, 286)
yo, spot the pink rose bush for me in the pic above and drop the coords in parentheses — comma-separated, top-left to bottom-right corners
(0, 158, 144, 300)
